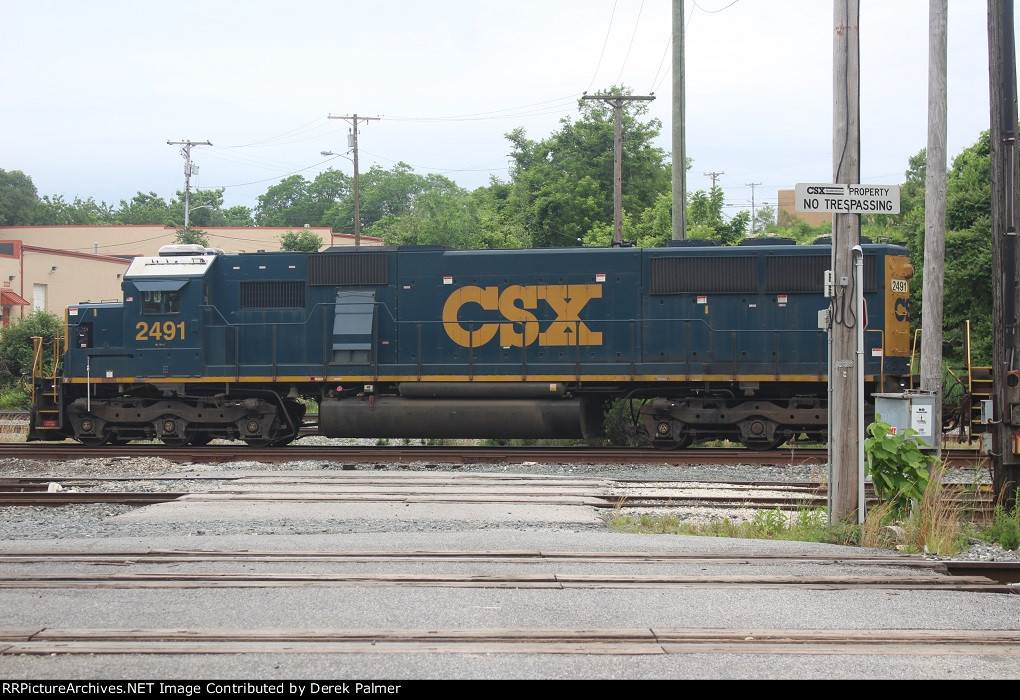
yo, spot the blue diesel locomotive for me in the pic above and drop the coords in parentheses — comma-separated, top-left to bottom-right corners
(28, 240, 913, 449)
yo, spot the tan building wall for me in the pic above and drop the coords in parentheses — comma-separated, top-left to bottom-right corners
(0, 226, 382, 257)
(777, 190, 832, 228)
(0, 241, 130, 324)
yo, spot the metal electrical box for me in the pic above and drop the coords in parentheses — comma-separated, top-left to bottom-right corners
(873, 391, 937, 449)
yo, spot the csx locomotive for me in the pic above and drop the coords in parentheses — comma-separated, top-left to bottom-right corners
(28, 240, 913, 449)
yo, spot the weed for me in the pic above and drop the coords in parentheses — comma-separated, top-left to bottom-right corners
(983, 488, 1020, 551)
(865, 419, 935, 516)
(860, 501, 897, 549)
(750, 507, 788, 538)
(901, 464, 964, 556)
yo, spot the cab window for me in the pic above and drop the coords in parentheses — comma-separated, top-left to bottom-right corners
(142, 291, 181, 314)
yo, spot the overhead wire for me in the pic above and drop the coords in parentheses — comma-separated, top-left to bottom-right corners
(616, 0, 645, 85)
(585, 0, 618, 93)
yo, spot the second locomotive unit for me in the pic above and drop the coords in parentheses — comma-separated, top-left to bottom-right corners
(29, 240, 913, 449)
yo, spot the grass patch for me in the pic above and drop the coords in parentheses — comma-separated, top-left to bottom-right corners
(608, 506, 860, 546)
(978, 487, 1020, 551)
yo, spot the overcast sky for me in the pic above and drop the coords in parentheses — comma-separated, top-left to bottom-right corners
(1, 0, 1010, 220)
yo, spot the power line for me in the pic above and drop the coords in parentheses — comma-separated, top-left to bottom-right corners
(616, 0, 645, 85)
(586, 0, 619, 93)
(693, 0, 741, 13)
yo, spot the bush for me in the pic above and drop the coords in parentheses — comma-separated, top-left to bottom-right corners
(0, 385, 29, 409)
(0, 311, 63, 380)
(865, 419, 935, 516)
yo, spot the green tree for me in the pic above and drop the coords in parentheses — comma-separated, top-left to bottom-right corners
(279, 228, 323, 251)
(255, 171, 347, 229)
(503, 87, 670, 247)
(115, 191, 172, 225)
(219, 205, 254, 227)
(899, 131, 993, 363)
(0, 311, 63, 381)
(685, 186, 749, 244)
(254, 175, 315, 227)
(0, 169, 40, 225)
(175, 227, 209, 246)
(753, 202, 777, 235)
(36, 195, 116, 225)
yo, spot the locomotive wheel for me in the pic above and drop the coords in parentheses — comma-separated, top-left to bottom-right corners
(161, 436, 190, 447)
(650, 418, 693, 450)
(738, 433, 790, 451)
(243, 437, 272, 448)
(651, 434, 694, 450)
(189, 433, 214, 446)
(78, 434, 111, 447)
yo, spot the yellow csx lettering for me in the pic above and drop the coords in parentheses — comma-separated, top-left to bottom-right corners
(442, 284, 604, 348)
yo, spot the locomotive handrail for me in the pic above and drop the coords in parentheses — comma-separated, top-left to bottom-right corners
(187, 308, 899, 381)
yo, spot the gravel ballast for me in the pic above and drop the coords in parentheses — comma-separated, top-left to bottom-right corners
(0, 449, 1016, 562)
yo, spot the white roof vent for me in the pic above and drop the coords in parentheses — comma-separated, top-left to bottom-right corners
(158, 244, 218, 257)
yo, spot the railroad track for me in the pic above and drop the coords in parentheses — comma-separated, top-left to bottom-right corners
(0, 442, 988, 467)
(0, 475, 997, 521)
(4, 626, 1019, 656)
(0, 549, 1014, 591)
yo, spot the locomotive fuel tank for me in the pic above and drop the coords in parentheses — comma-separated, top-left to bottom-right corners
(320, 395, 602, 440)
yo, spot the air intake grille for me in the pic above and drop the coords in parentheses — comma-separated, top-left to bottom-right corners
(309, 253, 389, 286)
(240, 281, 306, 309)
(650, 256, 758, 294)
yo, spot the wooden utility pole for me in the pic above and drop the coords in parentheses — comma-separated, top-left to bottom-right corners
(829, 0, 862, 524)
(166, 139, 212, 231)
(988, 0, 1020, 510)
(671, 0, 686, 240)
(921, 0, 948, 455)
(582, 94, 655, 246)
(328, 114, 379, 247)
(704, 171, 725, 189)
(746, 182, 762, 235)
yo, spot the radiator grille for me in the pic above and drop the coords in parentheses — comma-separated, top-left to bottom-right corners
(650, 256, 758, 294)
(765, 255, 876, 292)
(308, 253, 389, 286)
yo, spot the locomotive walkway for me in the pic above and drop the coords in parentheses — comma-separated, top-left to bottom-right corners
(1, 468, 1018, 679)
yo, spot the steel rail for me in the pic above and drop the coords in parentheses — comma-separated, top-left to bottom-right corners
(3, 626, 1020, 656)
(0, 443, 986, 467)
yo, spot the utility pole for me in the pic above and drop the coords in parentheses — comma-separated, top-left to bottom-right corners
(921, 0, 948, 456)
(328, 114, 380, 247)
(582, 94, 655, 246)
(746, 182, 761, 235)
(829, 0, 862, 525)
(988, 0, 1020, 511)
(704, 171, 724, 189)
(167, 139, 212, 231)
(671, 0, 686, 240)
